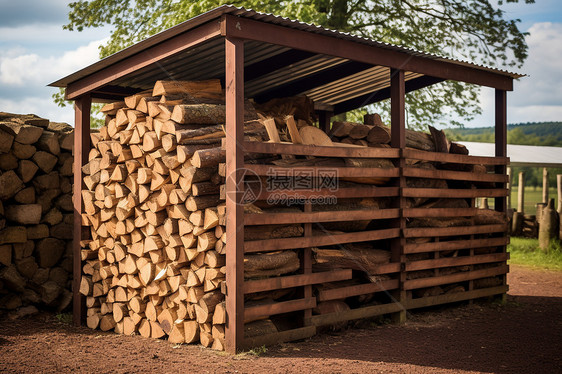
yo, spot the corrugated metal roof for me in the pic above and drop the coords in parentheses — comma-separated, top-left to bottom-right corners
(219, 6, 523, 80)
(49, 5, 523, 110)
(458, 142, 562, 168)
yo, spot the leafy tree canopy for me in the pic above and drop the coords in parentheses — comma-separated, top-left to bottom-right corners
(59, 0, 534, 129)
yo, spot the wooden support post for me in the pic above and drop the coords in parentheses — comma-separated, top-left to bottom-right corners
(494, 89, 507, 214)
(390, 68, 406, 322)
(225, 36, 245, 354)
(73, 94, 91, 326)
(391, 69, 406, 150)
(543, 168, 549, 204)
(318, 110, 332, 134)
(494, 89, 507, 302)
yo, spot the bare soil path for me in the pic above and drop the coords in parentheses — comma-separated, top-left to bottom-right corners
(1, 264, 561, 374)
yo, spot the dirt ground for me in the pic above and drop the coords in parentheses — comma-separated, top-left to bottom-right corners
(1, 264, 561, 374)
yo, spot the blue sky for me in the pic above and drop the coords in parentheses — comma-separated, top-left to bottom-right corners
(1, 0, 561, 127)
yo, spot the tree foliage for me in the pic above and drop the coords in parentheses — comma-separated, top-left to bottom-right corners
(445, 122, 562, 146)
(60, 0, 534, 129)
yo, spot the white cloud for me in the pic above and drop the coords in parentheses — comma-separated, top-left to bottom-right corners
(463, 22, 562, 127)
(0, 96, 74, 124)
(510, 22, 562, 106)
(0, 38, 105, 87)
(0, 37, 108, 124)
(507, 22, 562, 122)
(509, 105, 562, 123)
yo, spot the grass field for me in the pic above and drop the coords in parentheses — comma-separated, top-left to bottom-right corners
(508, 237, 562, 271)
(508, 186, 558, 215)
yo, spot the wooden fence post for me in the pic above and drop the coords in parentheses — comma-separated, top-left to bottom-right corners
(517, 172, 525, 213)
(556, 174, 562, 240)
(507, 167, 512, 210)
(543, 168, 549, 204)
(512, 171, 525, 235)
(556, 174, 562, 214)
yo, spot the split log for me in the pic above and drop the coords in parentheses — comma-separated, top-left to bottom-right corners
(313, 246, 390, 274)
(171, 101, 257, 125)
(244, 251, 300, 278)
(152, 79, 222, 97)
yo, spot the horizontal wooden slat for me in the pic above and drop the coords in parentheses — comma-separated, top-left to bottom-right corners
(244, 141, 400, 158)
(317, 279, 399, 302)
(404, 236, 509, 254)
(244, 298, 316, 321)
(406, 285, 508, 309)
(244, 209, 400, 226)
(244, 228, 400, 253)
(404, 264, 509, 290)
(403, 167, 508, 183)
(403, 224, 507, 238)
(245, 164, 400, 178)
(403, 208, 478, 218)
(243, 269, 352, 294)
(402, 188, 508, 198)
(372, 262, 401, 274)
(247, 186, 399, 201)
(403, 148, 509, 166)
(242, 326, 317, 350)
(310, 302, 404, 327)
(405, 252, 509, 272)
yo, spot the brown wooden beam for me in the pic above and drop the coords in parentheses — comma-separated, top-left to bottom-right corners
(73, 94, 91, 326)
(65, 21, 221, 100)
(222, 15, 514, 91)
(224, 36, 245, 354)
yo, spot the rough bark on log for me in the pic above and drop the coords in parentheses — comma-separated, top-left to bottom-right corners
(313, 246, 390, 274)
(171, 101, 257, 125)
(244, 251, 300, 278)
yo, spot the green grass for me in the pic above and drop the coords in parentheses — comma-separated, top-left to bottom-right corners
(56, 313, 73, 324)
(509, 186, 558, 215)
(508, 237, 562, 271)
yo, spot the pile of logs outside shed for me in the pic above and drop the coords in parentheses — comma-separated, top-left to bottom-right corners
(0, 113, 74, 316)
(79, 79, 509, 350)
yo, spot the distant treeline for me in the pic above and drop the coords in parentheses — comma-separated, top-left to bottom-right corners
(444, 122, 562, 147)
(445, 122, 562, 188)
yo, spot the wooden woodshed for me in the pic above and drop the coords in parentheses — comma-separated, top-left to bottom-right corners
(50, 5, 522, 353)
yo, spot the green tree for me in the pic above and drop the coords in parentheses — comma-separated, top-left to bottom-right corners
(58, 0, 534, 129)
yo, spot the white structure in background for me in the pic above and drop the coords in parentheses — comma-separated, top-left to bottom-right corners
(458, 142, 562, 168)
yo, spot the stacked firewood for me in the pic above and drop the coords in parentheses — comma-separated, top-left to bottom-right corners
(328, 113, 460, 153)
(0, 113, 74, 315)
(78, 80, 237, 349)
(78, 80, 308, 349)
